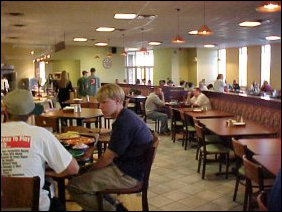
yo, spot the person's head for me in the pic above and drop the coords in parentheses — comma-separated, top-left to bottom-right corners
(142, 78, 146, 84)
(96, 84, 125, 118)
(4, 89, 44, 122)
(48, 74, 53, 79)
(193, 87, 201, 97)
(154, 86, 162, 95)
(263, 80, 268, 86)
(123, 79, 127, 83)
(159, 80, 165, 86)
(207, 84, 213, 90)
(217, 74, 223, 80)
(167, 80, 173, 87)
(180, 80, 186, 86)
(115, 79, 119, 84)
(148, 79, 152, 84)
(90, 68, 96, 74)
(233, 80, 237, 84)
(187, 82, 193, 88)
(82, 70, 88, 77)
(136, 79, 140, 85)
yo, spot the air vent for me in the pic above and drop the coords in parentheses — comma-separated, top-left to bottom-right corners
(116, 29, 127, 31)
(137, 14, 157, 19)
(7, 12, 24, 16)
(13, 24, 26, 27)
(7, 37, 18, 39)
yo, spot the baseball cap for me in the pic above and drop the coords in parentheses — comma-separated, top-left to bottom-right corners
(4, 89, 44, 116)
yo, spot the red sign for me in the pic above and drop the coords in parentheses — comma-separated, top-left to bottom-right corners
(1, 136, 31, 148)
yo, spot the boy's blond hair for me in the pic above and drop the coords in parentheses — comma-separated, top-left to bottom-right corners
(96, 84, 125, 102)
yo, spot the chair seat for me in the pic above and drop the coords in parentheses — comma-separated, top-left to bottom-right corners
(202, 144, 230, 154)
(128, 103, 136, 108)
(205, 134, 222, 143)
(187, 126, 196, 132)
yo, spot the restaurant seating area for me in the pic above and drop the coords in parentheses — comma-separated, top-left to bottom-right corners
(1, 1, 281, 211)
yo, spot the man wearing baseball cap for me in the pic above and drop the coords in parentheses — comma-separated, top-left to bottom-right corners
(1, 89, 79, 211)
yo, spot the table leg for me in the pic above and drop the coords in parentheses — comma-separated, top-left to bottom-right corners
(55, 177, 66, 209)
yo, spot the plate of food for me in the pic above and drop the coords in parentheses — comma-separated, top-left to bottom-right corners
(63, 137, 95, 145)
(57, 131, 80, 140)
(193, 109, 203, 112)
(72, 143, 89, 150)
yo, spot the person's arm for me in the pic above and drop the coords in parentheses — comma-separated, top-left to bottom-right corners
(46, 158, 79, 177)
(68, 81, 75, 92)
(91, 148, 118, 170)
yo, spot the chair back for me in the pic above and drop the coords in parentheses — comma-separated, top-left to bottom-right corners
(124, 99, 130, 108)
(194, 122, 205, 144)
(1, 176, 40, 211)
(142, 133, 159, 191)
(242, 155, 264, 191)
(35, 115, 59, 133)
(139, 101, 147, 122)
(257, 191, 268, 211)
(232, 138, 247, 159)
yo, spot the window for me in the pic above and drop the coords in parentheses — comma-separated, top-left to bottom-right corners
(239, 47, 247, 86)
(39, 62, 46, 85)
(125, 50, 154, 84)
(218, 49, 226, 80)
(261, 44, 271, 86)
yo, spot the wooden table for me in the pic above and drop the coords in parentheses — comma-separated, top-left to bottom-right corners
(185, 109, 234, 119)
(64, 97, 99, 108)
(253, 155, 281, 176)
(126, 95, 147, 113)
(41, 108, 103, 130)
(199, 118, 278, 138)
(238, 138, 281, 155)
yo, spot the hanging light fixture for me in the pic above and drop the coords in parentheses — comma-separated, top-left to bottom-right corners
(139, 28, 147, 52)
(256, 1, 281, 13)
(198, 1, 212, 35)
(121, 34, 127, 56)
(172, 8, 185, 43)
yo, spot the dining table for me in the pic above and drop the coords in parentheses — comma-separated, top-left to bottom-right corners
(238, 138, 281, 155)
(199, 117, 278, 139)
(41, 108, 103, 132)
(126, 94, 147, 114)
(253, 154, 281, 176)
(185, 109, 234, 119)
(64, 97, 99, 108)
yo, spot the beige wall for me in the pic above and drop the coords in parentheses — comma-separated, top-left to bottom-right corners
(226, 48, 239, 84)
(186, 48, 197, 86)
(247, 46, 261, 86)
(270, 43, 281, 89)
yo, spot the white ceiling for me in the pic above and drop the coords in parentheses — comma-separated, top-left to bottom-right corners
(1, 1, 281, 50)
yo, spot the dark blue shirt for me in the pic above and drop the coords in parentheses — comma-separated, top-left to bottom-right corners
(108, 108, 153, 181)
(268, 169, 281, 211)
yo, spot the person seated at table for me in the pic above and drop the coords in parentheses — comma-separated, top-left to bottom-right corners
(147, 79, 152, 86)
(186, 82, 194, 92)
(247, 81, 260, 94)
(115, 79, 119, 84)
(180, 80, 186, 88)
(267, 169, 281, 211)
(261, 80, 272, 93)
(142, 78, 146, 85)
(77, 70, 88, 97)
(224, 80, 232, 91)
(1, 89, 79, 211)
(186, 87, 211, 110)
(214, 74, 225, 92)
(67, 84, 153, 211)
(167, 80, 174, 87)
(159, 80, 166, 87)
(232, 80, 240, 91)
(207, 83, 214, 90)
(135, 79, 141, 85)
(145, 87, 170, 135)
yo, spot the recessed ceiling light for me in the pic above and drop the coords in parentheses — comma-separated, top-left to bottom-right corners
(30, 51, 34, 55)
(148, 41, 162, 46)
(189, 30, 198, 35)
(126, 48, 139, 51)
(73, 37, 88, 42)
(114, 13, 137, 20)
(239, 21, 261, 27)
(95, 42, 108, 46)
(96, 27, 115, 32)
(204, 44, 216, 48)
(265, 35, 281, 41)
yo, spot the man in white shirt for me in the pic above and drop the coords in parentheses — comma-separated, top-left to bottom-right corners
(1, 76, 9, 95)
(214, 74, 225, 92)
(145, 87, 170, 135)
(187, 88, 212, 110)
(1, 89, 79, 211)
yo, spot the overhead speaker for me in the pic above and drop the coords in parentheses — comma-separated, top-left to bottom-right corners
(111, 47, 117, 54)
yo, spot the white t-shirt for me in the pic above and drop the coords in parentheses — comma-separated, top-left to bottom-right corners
(145, 93, 164, 115)
(1, 78, 9, 90)
(191, 93, 211, 110)
(1, 121, 73, 211)
(214, 79, 225, 92)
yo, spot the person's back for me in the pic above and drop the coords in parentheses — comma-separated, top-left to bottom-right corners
(87, 68, 101, 97)
(145, 92, 163, 115)
(214, 74, 225, 92)
(267, 169, 281, 211)
(77, 71, 88, 97)
(1, 89, 79, 211)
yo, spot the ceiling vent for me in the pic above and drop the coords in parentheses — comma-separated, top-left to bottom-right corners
(7, 12, 24, 16)
(13, 24, 26, 27)
(137, 15, 157, 19)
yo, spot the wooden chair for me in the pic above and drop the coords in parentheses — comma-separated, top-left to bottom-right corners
(82, 102, 100, 128)
(257, 191, 268, 211)
(35, 115, 59, 133)
(180, 112, 196, 150)
(141, 102, 160, 133)
(1, 176, 40, 211)
(170, 108, 184, 142)
(242, 155, 274, 211)
(96, 133, 159, 211)
(195, 122, 230, 179)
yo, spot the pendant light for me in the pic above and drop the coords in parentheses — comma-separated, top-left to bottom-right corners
(256, 1, 281, 13)
(198, 1, 212, 35)
(172, 8, 185, 43)
(139, 28, 147, 52)
(121, 34, 127, 56)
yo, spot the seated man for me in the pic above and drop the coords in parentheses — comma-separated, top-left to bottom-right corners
(267, 169, 281, 211)
(186, 87, 211, 110)
(68, 84, 153, 211)
(145, 87, 170, 135)
(232, 80, 240, 91)
(1, 89, 79, 211)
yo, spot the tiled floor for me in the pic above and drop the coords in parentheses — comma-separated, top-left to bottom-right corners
(66, 122, 245, 211)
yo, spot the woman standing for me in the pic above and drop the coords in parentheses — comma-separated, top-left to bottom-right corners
(56, 70, 74, 108)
